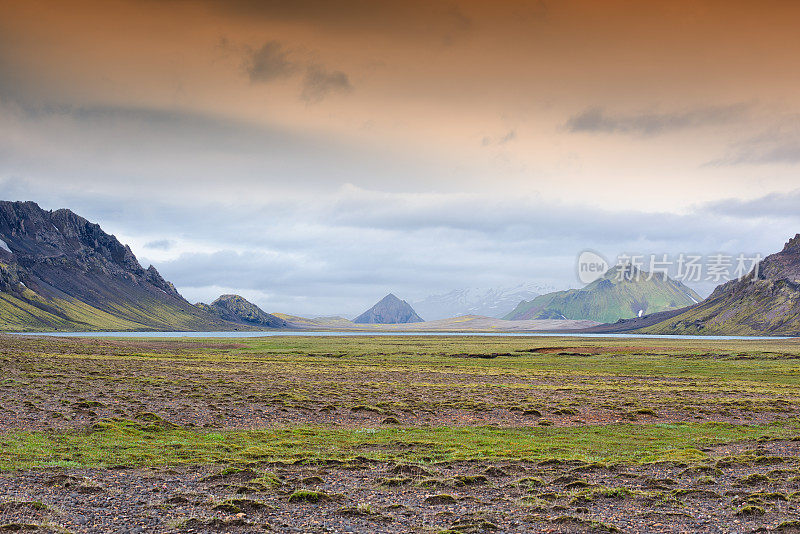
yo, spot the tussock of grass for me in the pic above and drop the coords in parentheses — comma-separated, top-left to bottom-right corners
(735, 504, 766, 516)
(337, 503, 374, 516)
(424, 494, 457, 505)
(739, 473, 772, 486)
(778, 519, 800, 530)
(549, 515, 621, 533)
(747, 491, 788, 502)
(516, 476, 545, 488)
(0, 523, 41, 531)
(571, 486, 630, 504)
(288, 490, 329, 503)
(378, 476, 412, 487)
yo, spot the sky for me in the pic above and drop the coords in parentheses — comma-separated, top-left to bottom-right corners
(1, 0, 800, 317)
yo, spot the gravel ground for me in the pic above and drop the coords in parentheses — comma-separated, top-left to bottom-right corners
(2, 440, 800, 533)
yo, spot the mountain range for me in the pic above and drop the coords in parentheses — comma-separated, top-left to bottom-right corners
(505, 264, 701, 323)
(0, 201, 272, 331)
(2, 199, 800, 337)
(275, 313, 597, 332)
(411, 284, 544, 320)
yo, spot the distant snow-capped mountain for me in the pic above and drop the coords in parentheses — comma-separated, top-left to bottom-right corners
(412, 284, 550, 320)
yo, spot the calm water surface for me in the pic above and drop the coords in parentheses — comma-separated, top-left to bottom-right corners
(12, 331, 791, 340)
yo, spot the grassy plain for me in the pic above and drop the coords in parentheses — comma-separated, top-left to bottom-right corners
(1, 334, 800, 532)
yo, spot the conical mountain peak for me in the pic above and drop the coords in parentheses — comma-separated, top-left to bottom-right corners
(353, 293, 424, 324)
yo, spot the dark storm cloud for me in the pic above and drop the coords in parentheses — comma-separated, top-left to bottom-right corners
(233, 38, 353, 101)
(566, 104, 750, 136)
(301, 65, 353, 103)
(245, 41, 297, 83)
(164, 0, 473, 39)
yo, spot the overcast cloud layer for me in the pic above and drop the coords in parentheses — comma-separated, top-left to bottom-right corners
(1, 1, 800, 317)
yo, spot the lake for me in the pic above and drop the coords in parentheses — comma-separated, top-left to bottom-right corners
(11, 331, 792, 340)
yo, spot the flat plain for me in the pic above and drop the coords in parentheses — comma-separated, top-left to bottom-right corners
(1, 334, 800, 533)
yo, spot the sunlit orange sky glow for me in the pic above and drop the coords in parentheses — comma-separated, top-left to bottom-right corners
(2, 1, 800, 315)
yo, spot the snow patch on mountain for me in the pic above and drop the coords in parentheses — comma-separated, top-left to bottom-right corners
(412, 284, 552, 320)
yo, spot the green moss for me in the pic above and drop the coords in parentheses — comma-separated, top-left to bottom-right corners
(248, 473, 282, 490)
(596, 487, 630, 499)
(213, 502, 242, 514)
(453, 474, 488, 486)
(521, 496, 548, 510)
(747, 491, 788, 502)
(288, 490, 329, 503)
(3, 420, 796, 471)
(378, 477, 411, 487)
(337, 504, 374, 516)
(550, 515, 621, 533)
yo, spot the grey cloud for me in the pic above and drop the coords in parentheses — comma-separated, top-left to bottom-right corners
(144, 239, 175, 250)
(0, 99, 435, 195)
(301, 65, 353, 103)
(750, 144, 800, 164)
(708, 119, 800, 166)
(245, 41, 297, 83)
(2, 175, 790, 317)
(141, 191, 786, 316)
(480, 130, 516, 147)
(705, 189, 800, 219)
(499, 130, 516, 144)
(235, 39, 353, 102)
(566, 104, 750, 136)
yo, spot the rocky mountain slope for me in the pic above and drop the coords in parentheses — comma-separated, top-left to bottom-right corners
(197, 294, 287, 328)
(641, 235, 800, 336)
(0, 201, 236, 331)
(505, 265, 701, 323)
(353, 293, 424, 324)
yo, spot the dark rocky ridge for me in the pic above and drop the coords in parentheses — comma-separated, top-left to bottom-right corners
(197, 294, 287, 328)
(596, 234, 800, 336)
(353, 293, 424, 324)
(0, 200, 238, 331)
